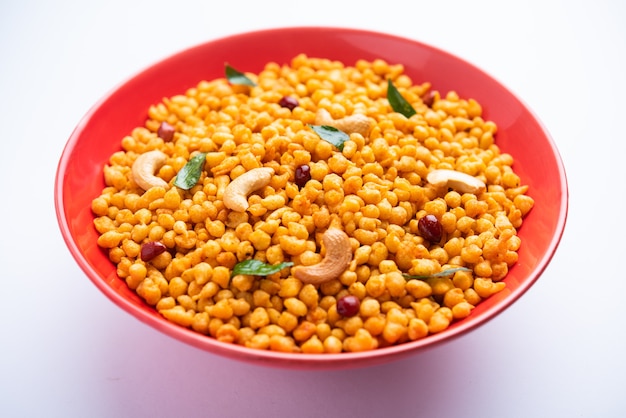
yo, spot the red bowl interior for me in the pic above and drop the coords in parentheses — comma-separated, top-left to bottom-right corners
(55, 27, 568, 370)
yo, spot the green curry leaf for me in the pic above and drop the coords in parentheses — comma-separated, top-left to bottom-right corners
(309, 124, 350, 151)
(402, 267, 472, 281)
(387, 79, 417, 118)
(225, 64, 257, 86)
(173, 152, 207, 190)
(232, 260, 294, 277)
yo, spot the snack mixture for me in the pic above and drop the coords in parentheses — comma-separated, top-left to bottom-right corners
(91, 54, 534, 353)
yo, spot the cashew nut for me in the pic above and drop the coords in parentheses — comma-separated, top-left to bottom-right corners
(426, 169, 486, 194)
(223, 167, 275, 212)
(293, 228, 352, 285)
(132, 150, 169, 191)
(315, 108, 372, 137)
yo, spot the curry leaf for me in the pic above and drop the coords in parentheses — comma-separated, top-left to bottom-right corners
(225, 64, 257, 86)
(173, 152, 207, 190)
(309, 124, 350, 151)
(387, 79, 417, 118)
(402, 267, 472, 281)
(232, 260, 294, 277)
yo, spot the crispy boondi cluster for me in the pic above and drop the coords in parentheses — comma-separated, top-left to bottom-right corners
(91, 54, 534, 353)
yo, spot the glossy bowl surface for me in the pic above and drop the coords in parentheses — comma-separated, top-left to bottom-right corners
(55, 27, 568, 370)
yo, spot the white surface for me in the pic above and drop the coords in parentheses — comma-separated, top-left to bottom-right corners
(1, 0, 624, 417)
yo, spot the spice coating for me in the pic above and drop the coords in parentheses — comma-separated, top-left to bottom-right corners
(91, 54, 534, 353)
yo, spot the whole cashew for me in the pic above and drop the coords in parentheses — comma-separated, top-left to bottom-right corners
(132, 150, 169, 191)
(427, 169, 486, 194)
(223, 167, 275, 212)
(315, 108, 372, 137)
(293, 228, 352, 285)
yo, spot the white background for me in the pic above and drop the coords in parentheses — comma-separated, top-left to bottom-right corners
(1, 0, 625, 417)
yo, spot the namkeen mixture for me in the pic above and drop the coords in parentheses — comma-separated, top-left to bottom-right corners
(92, 54, 534, 353)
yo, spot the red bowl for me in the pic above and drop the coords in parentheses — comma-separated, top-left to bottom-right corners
(55, 27, 568, 369)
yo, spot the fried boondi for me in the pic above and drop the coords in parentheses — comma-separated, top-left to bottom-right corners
(91, 54, 534, 353)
